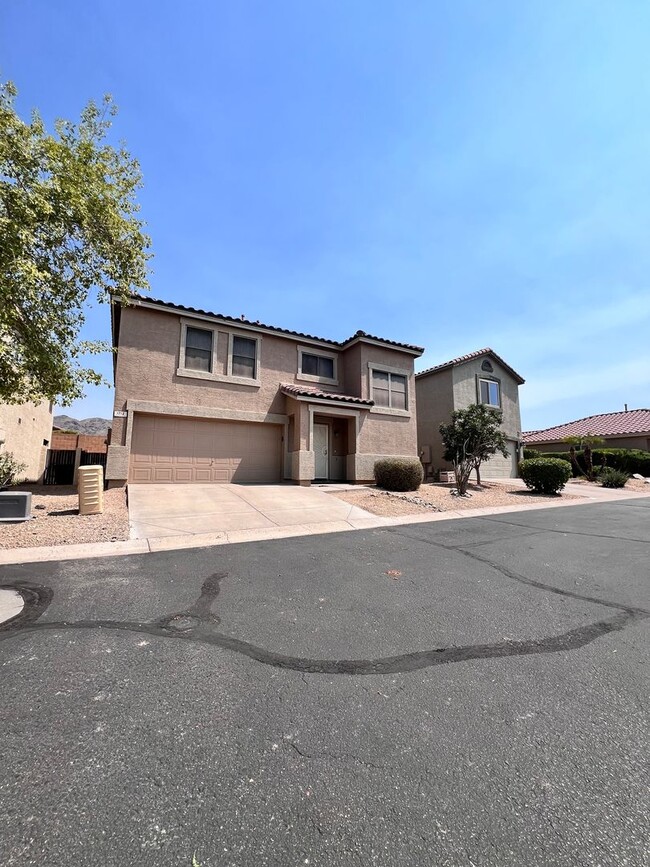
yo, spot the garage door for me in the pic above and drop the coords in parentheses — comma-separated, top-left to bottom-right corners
(478, 439, 520, 479)
(129, 415, 282, 483)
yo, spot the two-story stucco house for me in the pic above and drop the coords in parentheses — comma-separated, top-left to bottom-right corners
(105, 295, 423, 487)
(415, 348, 525, 479)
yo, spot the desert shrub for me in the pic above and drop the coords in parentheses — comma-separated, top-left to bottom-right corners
(600, 468, 629, 488)
(0, 452, 27, 488)
(518, 458, 572, 494)
(523, 448, 542, 460)
(374, 457, 423, 492)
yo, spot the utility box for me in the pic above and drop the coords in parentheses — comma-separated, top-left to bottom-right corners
(0, 491, 32, 522)
(78, 465, 104, 515)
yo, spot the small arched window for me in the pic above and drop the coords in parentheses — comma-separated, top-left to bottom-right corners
(481, 359, 493, 372)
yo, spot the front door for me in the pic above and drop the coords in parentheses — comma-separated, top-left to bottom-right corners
(313, 423, 329, 479)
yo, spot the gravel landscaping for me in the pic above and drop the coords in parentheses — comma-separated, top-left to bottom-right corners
(329, 481, 579, 517)
(0, 485, 129, 549)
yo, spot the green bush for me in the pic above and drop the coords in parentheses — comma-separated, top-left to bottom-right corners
(600, 468, 629, 488)
(374, 457, 423, 492)
(534, 448, 650, 477)
(518, 458, 572, 494)
(523, 448, 542, 460)
(0, 452, 27, 488)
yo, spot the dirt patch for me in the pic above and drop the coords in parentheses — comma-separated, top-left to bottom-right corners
(0, 485, 129, 549)
(329, 481, 579, 517)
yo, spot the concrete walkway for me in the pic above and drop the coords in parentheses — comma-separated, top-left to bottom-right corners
(0, 587, 24, 624)
(127, 483, 375, 539)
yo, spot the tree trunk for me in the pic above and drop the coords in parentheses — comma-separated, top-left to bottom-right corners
(475, 464, 481, 487)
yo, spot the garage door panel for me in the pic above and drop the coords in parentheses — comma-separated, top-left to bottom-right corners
(130, 415, 282, 484)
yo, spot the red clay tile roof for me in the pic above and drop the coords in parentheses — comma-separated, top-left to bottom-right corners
(415, 348, 525, 384)
(119, 294, 424, 354)
(523, 409, 650, 444)
(280, 384, 374, 406)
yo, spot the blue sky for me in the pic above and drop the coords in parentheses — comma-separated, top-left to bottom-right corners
(3, 0, 649, 431)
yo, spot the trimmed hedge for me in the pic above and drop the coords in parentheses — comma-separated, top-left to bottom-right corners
(519, 458, 572, 494)
(534, 448, 650, 477)
(523, 448, 542, 460)
(374, 457, 423, 492)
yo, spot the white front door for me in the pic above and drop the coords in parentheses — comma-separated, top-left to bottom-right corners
(313, 423, 329, 479)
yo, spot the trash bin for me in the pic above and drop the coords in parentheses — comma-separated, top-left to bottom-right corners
(78, 465, 104, 515)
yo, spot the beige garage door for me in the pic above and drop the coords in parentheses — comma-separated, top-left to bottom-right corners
(479, 439, 520, 479)
(130, 415, 282, 483)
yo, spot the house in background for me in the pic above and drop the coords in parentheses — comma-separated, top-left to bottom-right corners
(415, 348, 525, 479)
(523, 408, 650, 452)
(0, 400, 53, 483)
(105, 294, 423, 487)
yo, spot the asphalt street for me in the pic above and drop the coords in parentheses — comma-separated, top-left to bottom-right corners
(1, 498, 649, 866)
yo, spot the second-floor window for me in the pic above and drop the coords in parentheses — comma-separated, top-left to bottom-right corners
(479, 379, 500, 407)
(232, 336, 257, 379)
(372, 370, 407, 410)
(185, 326, 213, 372)
(301, 352, 334, 380)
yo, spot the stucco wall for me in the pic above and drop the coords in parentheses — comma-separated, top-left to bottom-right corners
(0, 400, 53, 483)
(414, 367, 454, 474)
(451, 358, 522, 439)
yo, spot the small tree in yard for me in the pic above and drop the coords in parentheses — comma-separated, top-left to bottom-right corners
(439, 404, 509, 496)
(563, 435, 605, 481)
(0, 81, 151, 406)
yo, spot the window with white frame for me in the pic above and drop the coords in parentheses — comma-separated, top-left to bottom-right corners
(479, 378, 500, 407)
(298, 348, 337, 383)
(372, 369, 408, 410)
(231, 335, 258, 379)
(184, 326, 213, 372)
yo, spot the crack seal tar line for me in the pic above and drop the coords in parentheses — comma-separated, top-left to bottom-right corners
(1, 556, 647, 676)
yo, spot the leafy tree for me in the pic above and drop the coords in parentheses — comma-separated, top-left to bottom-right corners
(439, 404, 509, 495)
(563, 435, 605, 481)
(0, 81, 151, 405)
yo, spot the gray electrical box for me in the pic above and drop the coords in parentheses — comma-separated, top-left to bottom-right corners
(0, 491, 32, 522)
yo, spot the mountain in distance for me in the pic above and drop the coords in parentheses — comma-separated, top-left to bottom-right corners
(54, 415, 111, 435)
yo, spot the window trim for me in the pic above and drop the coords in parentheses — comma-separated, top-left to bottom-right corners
(296, 346, 339, 386)
(478, 376, 502, 408)
(368, 362, 411, 416)
(227, 331, 262, 385)
(178, 320, 218, 377)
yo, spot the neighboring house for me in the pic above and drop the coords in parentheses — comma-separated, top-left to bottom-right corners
(415, 348, 525, 479)
(523, 408, 650, 452)
(0, 400, 53, 483)
(105, 295, 423, 487)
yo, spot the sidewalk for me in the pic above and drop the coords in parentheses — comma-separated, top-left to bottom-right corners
(0, 484, 647, 566)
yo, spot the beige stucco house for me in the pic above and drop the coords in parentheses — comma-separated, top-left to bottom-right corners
(523, 408, 650, 452)
(415, 348, 525, 479)
(105, 295, 423, 487)
(0, 400, 53, 483)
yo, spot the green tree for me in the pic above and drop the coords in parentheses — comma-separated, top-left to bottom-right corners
(563, 435, 605, 481)
(0, 81, 151, 405)
(439, 403, 509, 495)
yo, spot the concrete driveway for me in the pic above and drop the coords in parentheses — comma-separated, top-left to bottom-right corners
(127, 483, 374, 539)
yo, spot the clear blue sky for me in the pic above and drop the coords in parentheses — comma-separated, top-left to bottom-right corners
(3, 1, 649, 431)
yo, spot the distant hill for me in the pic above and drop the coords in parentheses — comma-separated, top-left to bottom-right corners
(54, 415, 111, 435)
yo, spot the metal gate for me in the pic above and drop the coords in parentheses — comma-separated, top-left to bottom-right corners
(43, 449, 76, 485)
(43, 449, 108, 486)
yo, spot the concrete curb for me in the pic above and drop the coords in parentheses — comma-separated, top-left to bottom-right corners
(1, 489, 648, 565)
(0, 587, 25, 623)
